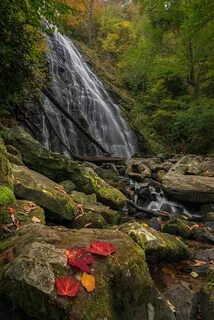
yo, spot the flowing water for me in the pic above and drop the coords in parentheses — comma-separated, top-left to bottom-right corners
(40, 26, 137, 158)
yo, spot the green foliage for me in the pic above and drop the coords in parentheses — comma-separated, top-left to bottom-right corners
(0, 0, 71, 116)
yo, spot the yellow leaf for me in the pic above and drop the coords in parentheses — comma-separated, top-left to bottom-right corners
(81, 272, 95, 292)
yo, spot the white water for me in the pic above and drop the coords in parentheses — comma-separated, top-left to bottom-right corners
(147, 186, 191, 216)
(41, 27, 137, 158)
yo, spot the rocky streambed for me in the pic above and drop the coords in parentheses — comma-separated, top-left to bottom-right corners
(0, 126, 214, 320)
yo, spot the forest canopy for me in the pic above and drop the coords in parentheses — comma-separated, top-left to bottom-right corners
(0, 0, 214, 154)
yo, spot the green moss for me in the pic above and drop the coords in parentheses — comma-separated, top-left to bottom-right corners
(0, 186, 15, 207)
(0, 138, 13, 189)
(163, 218, 190, 239)
(202, 269, 214, 297)
(119, 222, 189, 263)
(85, 168, 127, 210)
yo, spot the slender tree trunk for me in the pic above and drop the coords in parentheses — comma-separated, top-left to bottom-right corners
(87, 0, 94, 46)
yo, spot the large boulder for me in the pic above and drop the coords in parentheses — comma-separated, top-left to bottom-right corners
(0, 224, 176, 320)
(4, 127, 127, 209)
(162, 155, 214, 203)
(13, 165, 76, 222)
(119, 222, 189, 263)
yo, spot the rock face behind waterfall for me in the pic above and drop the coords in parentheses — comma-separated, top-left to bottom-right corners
(25, 26, 137, 159)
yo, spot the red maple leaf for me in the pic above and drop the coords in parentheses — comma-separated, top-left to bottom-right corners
(55, 276, 81, 297)
(67, 257, 91, 273)
(65, 248, 84, 259)
(84, 241, 116, 256)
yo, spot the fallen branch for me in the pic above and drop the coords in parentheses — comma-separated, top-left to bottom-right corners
(40, 104, 85, 161)
(127, 200, 171, 218)
(41, 86, 111, 156)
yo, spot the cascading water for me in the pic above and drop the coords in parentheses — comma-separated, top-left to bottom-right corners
(40, 26, 137, 158)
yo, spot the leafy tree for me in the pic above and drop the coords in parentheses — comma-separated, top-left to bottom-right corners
(0, 0, 70, 115)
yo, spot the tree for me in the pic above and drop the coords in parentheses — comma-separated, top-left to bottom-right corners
(0, 0, 70, 115)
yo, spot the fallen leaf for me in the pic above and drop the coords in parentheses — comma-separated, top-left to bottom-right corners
(65, 248, 84, 259)
(84, 241, 116, 256)
(31, 216, 41, 223)
(54, 186, 67, 195)
(3, 248, 14, 262)
(6, 207, 16, 214)
(67, 257, 91, 273)
(191, 271, 199, 278)
(55, 276, 81, 297)
(84, 223, 92, 228)
(191, 260, 208, 267)
(81, 272, 95, 292)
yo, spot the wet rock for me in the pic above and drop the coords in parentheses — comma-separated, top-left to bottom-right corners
(162, 155, 214, 203)
(4, 127, 127, 210)
(199, 268, 214, 320)
(164, 285, 198, 320)
(195, 248, 214, 262)
(0, 224, 176, 320)
(148, 217, 162, 231)
(163, 218, 191, 239)
(204, 222, 214, 230)
(194, 227, 214, 244)
(125, 159, 152, 182)
(119, 222, 189, 263)
(199, 203, 214, 215)
(156, 169, 167, 182)
(13, 165, 76, 222)
(202, 211, 214, 222)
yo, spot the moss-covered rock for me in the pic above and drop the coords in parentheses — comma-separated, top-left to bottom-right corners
(70, 191, 121, 227)
(71, 191, 97, 206)
(119, 222, 189, 263)
(163, 218, 191, 239)
(0, 138, 13, 189)
(0, 224, 176, 320)
(72, 211, 107, 229)
(8, 200, 45, 225)
(0, 186, 15, 208)
(4, 127, 127, 209)
(202, 212, 214, 222)
(199, 268, 214, 320)
(13, 165, 76, 222)
(59, 180, 76, 193)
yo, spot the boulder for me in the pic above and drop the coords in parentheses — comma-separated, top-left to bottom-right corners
(202, 212, 214, 222)
(71, 211, 107, 229)
(164, 285, 198, 320)
(70, 191, 121, 226)
(125, 159, 151, 182)
(0, 224, 176, 320)
(4, 127, 127, 209)
(163, 218, 191, 239)
(162, 155, 214, 203)
(195, 248, 214, 262)
(13, 165, 76, 222)
(199, 268, 214, 320)
(119, 222, 189, 263)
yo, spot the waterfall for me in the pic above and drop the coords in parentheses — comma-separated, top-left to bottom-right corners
(41, 27, 137, 158)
